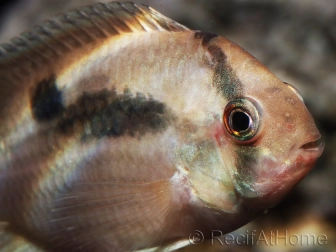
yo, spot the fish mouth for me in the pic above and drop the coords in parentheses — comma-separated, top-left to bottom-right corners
(300, 135, 324, 155)
(236, 135, 324, 210)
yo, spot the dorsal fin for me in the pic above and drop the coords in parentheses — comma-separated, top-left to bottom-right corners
(0, 2, 189, 83)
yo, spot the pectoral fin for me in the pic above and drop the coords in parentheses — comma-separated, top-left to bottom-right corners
(0, 222, 44, 252)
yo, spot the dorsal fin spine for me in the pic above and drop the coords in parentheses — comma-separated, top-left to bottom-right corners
(77, 9, 109, 38)
(124, 3, 164, 32)
(30, 27, 61, 56)
(0, 1, 190, 83)
(91, 4, 121, 35)
(61, 14, 94, 44)
(121, 4, 148, 32)
(1, 40, 38, 73)
(9, 38, 39, 69)
(102, 3, 138, 33)
(21, 30, 59, 62)
(49, 19, 83, 49)
(16, 32, 54, 68)
(37, 20, 74, 52)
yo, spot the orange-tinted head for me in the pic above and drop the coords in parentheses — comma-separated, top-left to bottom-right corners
(178, 34, 324, 214)
(215, 37, 324, 210)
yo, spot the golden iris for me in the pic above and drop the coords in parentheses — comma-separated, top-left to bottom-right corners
(223, 97, 261, 141)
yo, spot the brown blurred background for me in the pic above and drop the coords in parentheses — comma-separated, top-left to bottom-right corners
(0, 1, 335, 251)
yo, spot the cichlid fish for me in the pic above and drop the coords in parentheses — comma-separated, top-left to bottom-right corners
(0, 2, 324, 251)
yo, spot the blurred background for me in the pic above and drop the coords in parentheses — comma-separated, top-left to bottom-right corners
(0, 0, 335, 251)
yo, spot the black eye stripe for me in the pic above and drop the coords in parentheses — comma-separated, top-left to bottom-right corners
(194, 31, 218, 46)
(207, 45, 243, 100)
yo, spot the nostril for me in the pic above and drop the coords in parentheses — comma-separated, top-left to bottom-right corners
(301, 137, 323, 150)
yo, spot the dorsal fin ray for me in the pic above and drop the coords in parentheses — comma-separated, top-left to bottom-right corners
(0, 2, 189, 83)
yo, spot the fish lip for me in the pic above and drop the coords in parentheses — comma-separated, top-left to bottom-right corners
(232, 135, 325, 211)
(235, 139, 324, 209)
(300, 135, 324, 155)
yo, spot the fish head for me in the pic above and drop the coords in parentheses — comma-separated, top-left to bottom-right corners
(180, 34, 324, 219)
(181, 35, 324, 217)
(217, 38, 324, 211)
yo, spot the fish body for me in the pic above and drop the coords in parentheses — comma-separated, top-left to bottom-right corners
(0, 2, 324, 251)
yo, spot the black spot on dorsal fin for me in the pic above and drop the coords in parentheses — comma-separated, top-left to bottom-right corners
(58, 88, 174, 138)
(31, 76, 64, 121)
(194, 31, 218, 46)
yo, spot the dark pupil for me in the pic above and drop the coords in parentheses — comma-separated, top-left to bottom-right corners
(231, 111, 250, 132)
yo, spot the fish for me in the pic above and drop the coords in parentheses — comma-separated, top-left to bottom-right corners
(0, 1, 324, 252)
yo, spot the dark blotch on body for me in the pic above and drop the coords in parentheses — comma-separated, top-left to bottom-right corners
(208, 45, 243, 99)
(234, 146, 260, 193)
(194, 31, 218, 46)
(58, 88, 173, 138)
(235, 146, 259, 171)
(31, 76, 64, 121)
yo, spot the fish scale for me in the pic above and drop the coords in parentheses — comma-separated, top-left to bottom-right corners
(0, 1, 324, 251)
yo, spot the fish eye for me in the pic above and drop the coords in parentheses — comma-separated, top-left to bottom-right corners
(223, 98, 261, 141)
